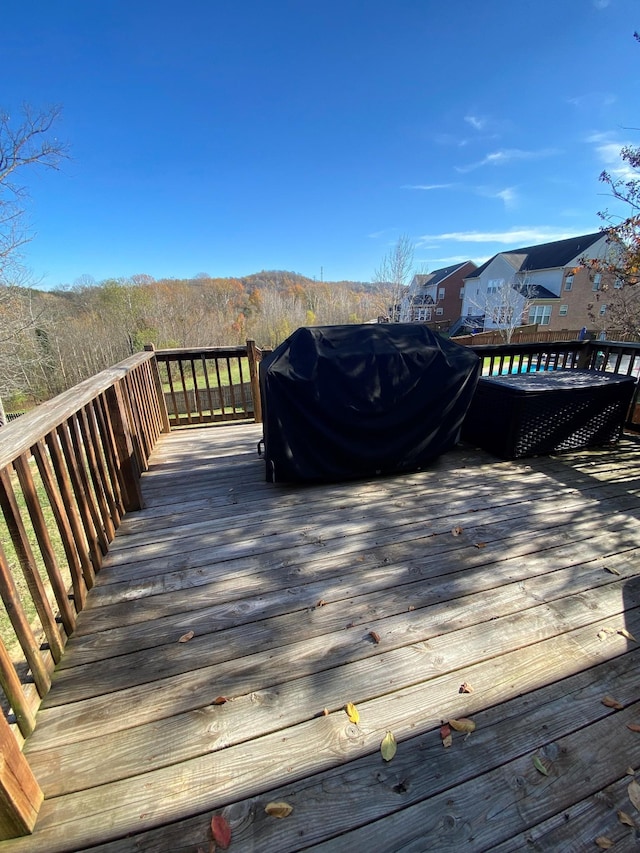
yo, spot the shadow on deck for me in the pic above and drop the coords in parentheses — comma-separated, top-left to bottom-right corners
(4, 423, 640, 852)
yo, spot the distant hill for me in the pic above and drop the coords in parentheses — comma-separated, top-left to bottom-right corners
(240, 270, 377, 292)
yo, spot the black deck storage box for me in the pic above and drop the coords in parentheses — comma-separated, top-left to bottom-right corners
(461, 368, 636, 460)
(259, 324, 480, 483)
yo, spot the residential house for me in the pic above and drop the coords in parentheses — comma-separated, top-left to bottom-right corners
(399, 261, 477, 328)
(459, 232, 613, 334)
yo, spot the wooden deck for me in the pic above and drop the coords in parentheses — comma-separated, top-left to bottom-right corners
(3, 422, 640, 852)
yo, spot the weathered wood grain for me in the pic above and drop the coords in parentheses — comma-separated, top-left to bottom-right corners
(1, 426, 639, 853)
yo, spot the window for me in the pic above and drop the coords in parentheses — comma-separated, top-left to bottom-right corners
(593, 273, 602, 291)
(487, 278, 504, 294)
(415, 307, 431, 321)
(435, 307, 444, 316)
(599, 304, 607, 316)
(564, 274, 574, 291)
(438, 287, 445, 301)
(559, 305, 568, 316)
(528, 305, 552, 326)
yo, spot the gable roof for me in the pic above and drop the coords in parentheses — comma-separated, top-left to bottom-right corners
(467, 232, 604, 279)
(412, 260, 476, 290)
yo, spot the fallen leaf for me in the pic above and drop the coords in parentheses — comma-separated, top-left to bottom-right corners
(369, 631, 381, 644)
(345, 702, 360, 724)
(627, 767, 636, 776)
(265, 801, 293, 819)
(598, 628, 615, 641)
(316, 599, 326, 608)
(178, 630, 194, 643)
(440, 723, 453, 748)
(474, 542, 487, 549)
(602, 695, 624, 709)
(604, 565, 621, 575)
(408, 605, 415, 611)
(212, 696, 228, 705)
(449, 718, 476, 733)
(322, 707, 329, 716)
(627, 723, 640, 733)
(211, 814, 231, 849)
(595, 837, 614, 849)
(459, 682, 474, 694)
(381, 731, 397, 762)
(629, 779, 640, 811)
(619, 628, 637, 641)
(618, 809, 636, 827)
(533, 755, 550, 776)
(451, 526, 463, 536)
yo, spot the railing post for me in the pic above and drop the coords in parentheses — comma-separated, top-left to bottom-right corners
(576, 341, 594, 369)
(246, 339, 263, 424)
(144, 345, 171, 433)
(104, 382, 145, 512)
(0, 707, 43, 839)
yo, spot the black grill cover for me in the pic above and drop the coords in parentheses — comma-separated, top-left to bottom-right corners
(259, 324, 480, 483)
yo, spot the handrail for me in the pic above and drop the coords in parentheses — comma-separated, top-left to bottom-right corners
(152, 339, 270, 427)
(0, 350, 168, 838)
(468, 338, 640, 430)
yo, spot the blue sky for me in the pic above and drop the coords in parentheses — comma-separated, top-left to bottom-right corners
(3, 0, 639, 288)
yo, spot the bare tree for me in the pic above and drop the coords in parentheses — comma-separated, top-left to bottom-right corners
(0, 104, 68, 281)
(0, 105, 67, 419)
(372, 234, 415, 321)
(467, 273, 537, 343)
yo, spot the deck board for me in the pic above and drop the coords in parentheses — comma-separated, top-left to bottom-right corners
(3, 422, 640, 852)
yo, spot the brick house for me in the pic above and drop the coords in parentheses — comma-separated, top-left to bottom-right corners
(459, 232, 613, 334)
(400, 261, 477, 328)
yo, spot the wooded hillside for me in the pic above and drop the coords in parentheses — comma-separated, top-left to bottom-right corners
(1, 272, 389, 410)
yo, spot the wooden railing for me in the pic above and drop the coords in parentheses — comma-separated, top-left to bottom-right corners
(469, 339, 640, 430)
(151, 340, 270, 427)
(0, 350, 168, 838)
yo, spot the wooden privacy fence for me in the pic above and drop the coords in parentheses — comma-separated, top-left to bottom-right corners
(0, 350, 168, 839)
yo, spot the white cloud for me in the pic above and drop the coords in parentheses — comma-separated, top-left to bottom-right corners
(402, 183, 456, 191)
(464, 115, 487, 131)
(592, 0, 610, 8)
(586, 133, 636, 180)
(476, 186, 518, 208)
(456, 147, 560, 173)
(417, 227, 588, 246)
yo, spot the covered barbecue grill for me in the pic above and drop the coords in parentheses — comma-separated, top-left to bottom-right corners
(259, 323, 480, 483)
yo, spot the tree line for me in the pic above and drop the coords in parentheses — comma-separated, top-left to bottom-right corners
(0, 272, 390, 411)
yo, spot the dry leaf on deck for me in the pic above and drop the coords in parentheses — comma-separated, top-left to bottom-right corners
(474, 542, 487, 549)
(604, 565, 621, 575)
(532, 755, 550, 776)
(595, 837, 614, 850)
(316, 599, 326, 608)
(440, 724, 452, 748)
(619, 628, 637, 641)
(449, 718, 476, 733)
(178, 630, 195, 643)
(265, 801, 293, 819)
(618, 809, 636, 827)
(345, 702, 360, 724)
(459, 682, 474, 694)
(211, 814, 232, 849)
(381, 731, 397, 762)
(322, 707, 329, 716)
(627, 723, 640, 733)
(369, 631, 381, 644)
(598, 628, 615, 641)
(451, 526, 463, 537)
(629, 779, 640, 811)
(602, 695, 624, 709)
(212, 696, 228, 706)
